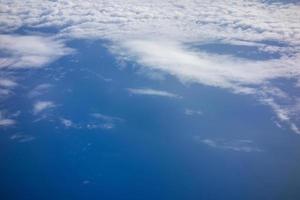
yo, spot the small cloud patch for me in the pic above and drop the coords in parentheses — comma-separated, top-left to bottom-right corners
(33, 101, 55, 114)
(195, 137, 263, 153)
(127, 88, 180, 98)
(0, 112, 16, 127)
(10, 134, 35, 143)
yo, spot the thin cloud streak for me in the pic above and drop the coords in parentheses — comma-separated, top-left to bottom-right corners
(127, 88, 181, 98)
(197, 137, 263, 153)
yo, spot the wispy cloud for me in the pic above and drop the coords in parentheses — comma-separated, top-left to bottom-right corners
(0, 111, 16, 127)
(91, 113, 123, 122)
(185, 109, 203, 116)
(118, 40, 300, 93)
(87, 113, 124, 130)
(33, 101, 55, 114)
(10, 134, 35, 143)
(28, 83, 53, 98)
(260, 97, 300, 135)
(127, 88, 180, 98)
(196, 137, 263, 153)
(0, 79, 17, 88)
(0, 78, 17, 98)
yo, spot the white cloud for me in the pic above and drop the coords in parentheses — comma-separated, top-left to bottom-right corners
(0, 78, 17, 98)
(33, 101, 55, 114)
(290, 123, 300, 135)
(0, 118, 15, 127)
(0, 79, 17, 88)
(117, 40, 300, 92)
(0, 34, 73, 69)
(260, 97, 300, 134)
(198, 137, 263, 153)
(60, 118, 75, 128)
(0, 112, 16, 127)
(127, 88, 180, 98)
(1, 0, 300, 49)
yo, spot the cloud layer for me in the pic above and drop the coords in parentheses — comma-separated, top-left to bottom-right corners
(0, 0, 300, 133)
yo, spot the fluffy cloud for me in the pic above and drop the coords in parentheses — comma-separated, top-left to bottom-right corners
(1, 0, 300, 48)
(0, 34, 72, 69)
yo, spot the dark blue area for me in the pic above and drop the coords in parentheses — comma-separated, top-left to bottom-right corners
(1, 39, 300, 200)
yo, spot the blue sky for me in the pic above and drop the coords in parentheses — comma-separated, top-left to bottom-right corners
(0, 0, 300, 199)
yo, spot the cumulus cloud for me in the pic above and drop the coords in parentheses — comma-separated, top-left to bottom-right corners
(33, 101, 55, 114)
(127, 88, 180, 98)
(197, 137, 263, 153)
